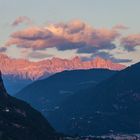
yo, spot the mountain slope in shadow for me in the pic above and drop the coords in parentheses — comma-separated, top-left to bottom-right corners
(0, 72, 57, 140)
(16, 69, 117, 118)
(48, 62, 140, 135)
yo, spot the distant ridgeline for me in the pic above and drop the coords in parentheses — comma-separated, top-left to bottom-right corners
(47, 61, 140, 135)
(0, 53, 125, 95)
(17, 61, 140, 136)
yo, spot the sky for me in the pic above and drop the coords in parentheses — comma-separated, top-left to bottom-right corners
(0, 0, 140, 65)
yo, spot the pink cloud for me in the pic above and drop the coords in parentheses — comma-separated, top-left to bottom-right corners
(6, 20, 121, 52)
(121, 34, 140, 51)
(12, 16, 32, 26)
(113, 24, 128, 30)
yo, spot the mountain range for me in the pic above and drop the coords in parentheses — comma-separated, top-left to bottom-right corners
(16, 60, 140, 136)
(0, 53, 125, 94)
(47, 61, 140, 135)
(16, 69, 116, 117)
(0, 54, 125, 80)
(0, 72, 57, 140)
(3, 75, 32, 95)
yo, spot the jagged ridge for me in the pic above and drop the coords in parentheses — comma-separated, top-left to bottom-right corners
(0, 54, 125, 80)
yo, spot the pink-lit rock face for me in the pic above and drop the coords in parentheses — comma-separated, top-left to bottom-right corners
(0, 54, 125, 80)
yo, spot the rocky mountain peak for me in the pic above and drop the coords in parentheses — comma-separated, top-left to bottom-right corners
(0, 53, 126, 80)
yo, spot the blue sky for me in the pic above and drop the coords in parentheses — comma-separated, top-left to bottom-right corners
(1, 0, 140, 29)
(0, 0, 140, 65)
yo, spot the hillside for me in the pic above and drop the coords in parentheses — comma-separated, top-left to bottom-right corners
(16, 69, 116, 118)
(0, 72, 57, 140)
(48, 62, 140, 135)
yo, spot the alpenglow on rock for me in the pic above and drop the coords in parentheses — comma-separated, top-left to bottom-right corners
(0, 53, 125, 80)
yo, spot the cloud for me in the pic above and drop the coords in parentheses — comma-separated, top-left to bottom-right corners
(121, 34, 140, 51)
(28, 51, 53, 59)
(77, 42, 116, 54)
(81, 51, 132, 63)
(112, 58, 132, 63)
(93, 52, 132, 63)
(0, 47, 7, 52)
(6, 27, 68, 50)
(6, 20, 120, 53)
(113, 24, 128, 30)
(12, 16, 32, 26)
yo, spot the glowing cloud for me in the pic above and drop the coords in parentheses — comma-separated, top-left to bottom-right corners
(113, 24, 128, 30)
(121, 34, 140, 51)
(6, 20, 120, 53)
(12, 16, 32, 26)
